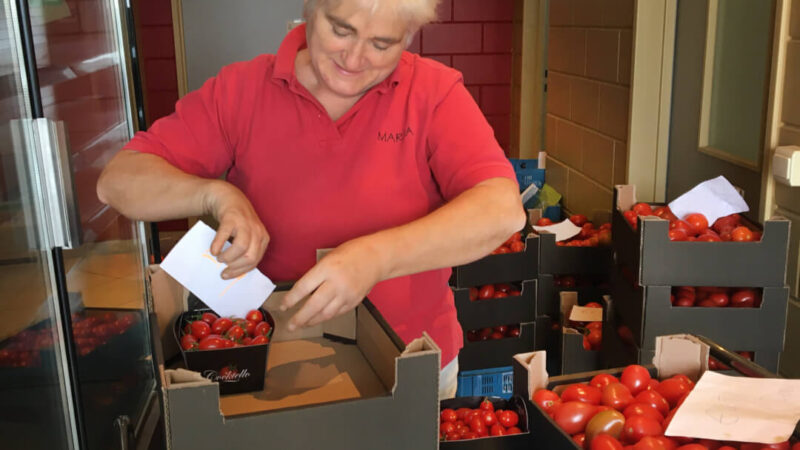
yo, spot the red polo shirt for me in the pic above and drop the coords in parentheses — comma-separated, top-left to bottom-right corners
(127, 25, 516, 367)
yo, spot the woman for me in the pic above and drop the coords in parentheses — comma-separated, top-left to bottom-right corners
(97, 0, 524, 398)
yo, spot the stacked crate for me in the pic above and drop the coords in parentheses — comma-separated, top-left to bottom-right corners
(450, 233, 544, 398)
(603, 185, 790, 372)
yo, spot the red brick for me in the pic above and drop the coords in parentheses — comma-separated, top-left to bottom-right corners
(146, 90, 179, 123)
(465, 85, 480, 104)
(140, 26, 175, 59)
(421, 23, 482, 54)
(452, 54, 513, 85)
(486, 114, 511, 148)
(145, 59, 178, 91)
(138, 0, 173, 26)
(483, 23, 513, 53)
(407, 32, 421, 53)
(480, 85, 511, 115)
(425, 54, 452, 67)
(454, 0, 514, 21)
(436, 0, 453, 22)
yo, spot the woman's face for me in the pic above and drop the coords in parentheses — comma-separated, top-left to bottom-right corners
(306, 0, 409, 98)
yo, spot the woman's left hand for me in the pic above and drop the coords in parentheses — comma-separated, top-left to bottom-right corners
(280, 237, 387, 331)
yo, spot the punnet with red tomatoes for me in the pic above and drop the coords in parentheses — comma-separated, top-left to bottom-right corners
(612, 185, 789, 287)
(439, 396, 531, 448)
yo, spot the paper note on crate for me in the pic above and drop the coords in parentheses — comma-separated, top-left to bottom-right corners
(533, 219, 581, 242)
(160, 221, 276, 318)
(667, 176, 749, 224)
(568, 306, 603, 323)
(665, 371, 800, 444)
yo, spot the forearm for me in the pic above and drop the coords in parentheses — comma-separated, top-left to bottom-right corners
(97, 150, 223, 221)
(364, 177, 526, 281)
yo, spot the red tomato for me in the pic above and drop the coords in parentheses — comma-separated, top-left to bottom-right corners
(791, 443, 800, 450)
(598, 229, 612, 246)
(478, 284, 495, 300)
(225, 325, 245, 341)
(585, 302, 603, 308)
(731, 226, 754, 242)
(740, 443, 791, 450)
(633, 436, 673, 450)
(633, 203, 654, 216)
(712, 213, 741, 232)
(245, 309, 263, 322)
(622, 403, 664, 424)
(479, 398, 494, 412)
(242, 320, 257, 336)
(480, 410, 497, 427)
(730, 288, 758, 307)
(591, 434, 624, 450)
(439, 421, 456, 436)
(590, 373, 620, 390)
(506, 427, 521, 435)
(624, 210, 639, 226)
(190, 320, 211, 340)
(490, 331, 505, 340)
(621, 365, 652, 396)
(492, 245, 511, 254)
(634, 390, 670, 416)
(492, 291, 509, 299)
(570, 214, 589, 226)
(468, 417, 487, 436)
(620, 415, 663, 444)
(504, 231, 522, 246)
(668, 229, 688, 241)
(674, 296, 695, 307)
(601, 383, 634, 411)
(489, 424, 505, 436)
(587, 321, 603, 331)
(198, 335, 225, 350)
(455, 407, 471, 420)
(706, 292, 730, 307)
(440, 408, 457, 423)
(676, 445, 712, 450)
(201, 312, 219, 324)
(254, 321, 272, 337)
(510, 240, 525, 252)
(587, 329, 603, 349)
(656, 378, 691, 407)
(180, 334, 197, 351)
(250, 335, 269, 345)
(532, 389, 561, 413)
(497, 410, 519, 428)
(562, 384, 603, 405)
(684, 213, 709, 235)
(211, 317, 233, 335)
(507, 325, 521, 337)
(553, 401, 597, 435)
(537, 218, 554, 226)
(469, 287, 478, 301)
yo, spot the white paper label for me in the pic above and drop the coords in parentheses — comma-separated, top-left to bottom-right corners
(667, 176, 749, 224)
(533, 220, 582, 242)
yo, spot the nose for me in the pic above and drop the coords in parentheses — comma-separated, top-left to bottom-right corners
(341, 40, 367, 72)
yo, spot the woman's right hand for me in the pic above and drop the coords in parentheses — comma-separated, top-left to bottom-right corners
(205, 181, 269, 279)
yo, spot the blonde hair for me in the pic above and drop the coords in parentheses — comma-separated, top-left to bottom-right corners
(303, 0, 439, 36)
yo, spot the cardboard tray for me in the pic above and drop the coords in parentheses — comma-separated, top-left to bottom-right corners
(450, 235, 538, 288)
(458, 318, 548, 372)
(150, 266, 442, 450)
(608, 269, 789, 357)
(452, 280, 537, 330)
(612, 185, 790, 287)
(536, 273, 610, 319)
(439, 396, 531, 449)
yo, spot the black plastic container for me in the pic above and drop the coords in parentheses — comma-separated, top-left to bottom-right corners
(173, 307, 274, 395)
(439, 396, 531, 449)
(450, 235, 539, 288)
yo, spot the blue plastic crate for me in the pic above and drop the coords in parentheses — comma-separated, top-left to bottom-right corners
(456, 366, 514, 399)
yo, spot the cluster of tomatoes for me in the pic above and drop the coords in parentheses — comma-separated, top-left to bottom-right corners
(180, 309, 272, 351)
(708, 351, 754, 371)
(536, 215, 613, 247)
(670, 286, 762, 308)
(468, 282, 522, 301)
(563, 301, 603, 351)
(0, 311, 139, 368)
(623, 204, 761, 243)
(491, 231, 526, 255)
(439, 398, 522, 441)
(532, 364, 797, 449)
(465, 324, 521, 342)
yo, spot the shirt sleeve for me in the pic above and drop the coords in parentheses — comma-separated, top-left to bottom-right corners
(426, 78, 518, 201)
(124, 61, 252, 179)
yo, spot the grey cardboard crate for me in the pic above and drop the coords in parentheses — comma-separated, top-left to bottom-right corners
(536, 231, 613, 275)
(559, 329, 602, 376)
(609, 268, 789, 354)
(536, 273, 610, 319)
(459, 318, 548, 371)
(450, 235, 539, 288)
(452, 280, 537, 330)
(612, 185, 790, 287)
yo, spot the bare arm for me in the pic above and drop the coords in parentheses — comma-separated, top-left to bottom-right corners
(97, 150, 269, 278)
(281, 177, 525, 329)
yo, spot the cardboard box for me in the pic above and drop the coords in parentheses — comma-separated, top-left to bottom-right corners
(608, 270, 788, 368)
(439, 396, 531, 449)
(452, 280, 537, 330)
(601, 296, 782, 372)
(512, 335, 711, 450)
(458, 318, 548, 372)
(556, 292, 602, 376)
(612, 185, 790, 287)
(150, 266, 442, 450)
(450, 235, 538, 288)
(536, 273, 610, 319)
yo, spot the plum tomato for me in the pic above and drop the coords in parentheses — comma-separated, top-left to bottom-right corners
(585, 409, 625, 442)
(553, 401, 597, 435)
(561, 383, 603, 405)
(601, 383, 634, 411)
(632, 203, 654, 216)
(590, 373, 620, 390)
(622, 403, 664, 424)
(532, 389, 560, 413)
(620, 415, 663, 444)
(634, 390, 670, 416)
(590, 433, 624, 450)
(620, 365, 652, 396)
(730, 288, 758, 308)
(656, 378, 691, 407)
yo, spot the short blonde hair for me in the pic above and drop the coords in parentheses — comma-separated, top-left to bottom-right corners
(303, 0, 439, 35)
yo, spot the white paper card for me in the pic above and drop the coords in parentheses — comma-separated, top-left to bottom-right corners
(160, 221, 276, 318)
(665, 371, 800, 444)
(668, 176, 749, 225)
(568, 306, 603, 323)
(533, 220, 581, 242)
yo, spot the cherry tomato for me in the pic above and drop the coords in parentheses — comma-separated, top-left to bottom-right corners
(562, 383, 603, 405)
(250, 335, 269, 345)
(506, 426, 521, 435)
(198, 335, 225, 350)
(731, 226, 755, 242)
(480, 410, 497, 427)
(479, 398, 494, 412)
(489, 424, 505, 436)
(477, 285, 495, 300)
(180, 334, 197, 351)
(245, 309, 263, 322)
(255, 321, 272, 337)
(440, 408, 457, 423)
(211, 317, 233, 335)
(590, 373, 620, 390)
(591, 433, 624, 450)
(455, 407, 471, 420)
(532, 389, 561, 413)
(633, 203, 654, 216)
(553, 401, 597, 435)
(225, 325, 245, 341)
(683, 213, 709, 234)
(201, 312, 219, 324)
(190, 320, 211, 340)
(620, 415, 663, 444)
(730, 288, 758, 307)
(621, 365, 651, 396)
(497, 410, 519, 428)
(601, 383, 634, 411)
(468, 417, 487, 436)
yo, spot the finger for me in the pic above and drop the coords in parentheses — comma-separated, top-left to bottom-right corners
(280, 266, 324, 312)
(304, 297, 343, 327)
(287, 281, 336, 331)
(220, 235, 267, 278)
(217, 227, 249, 265)
(210, 223, 235, 256)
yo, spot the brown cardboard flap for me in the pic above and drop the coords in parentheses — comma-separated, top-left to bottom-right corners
(560, 291, 578, 325)
(514, 351, 548, 397)
(166, 368, 214, 387)
(357, 303, 402, 393)
(528, 208, 542, 225)
(149, 265, 187, 361)
(217, 337, 387, 417)
(615, 184, 636, 211)
(653, 334, 709, 381)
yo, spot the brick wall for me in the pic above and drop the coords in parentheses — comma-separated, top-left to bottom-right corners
(410, 0, 516, 154)
(544, 0, 634, 219)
